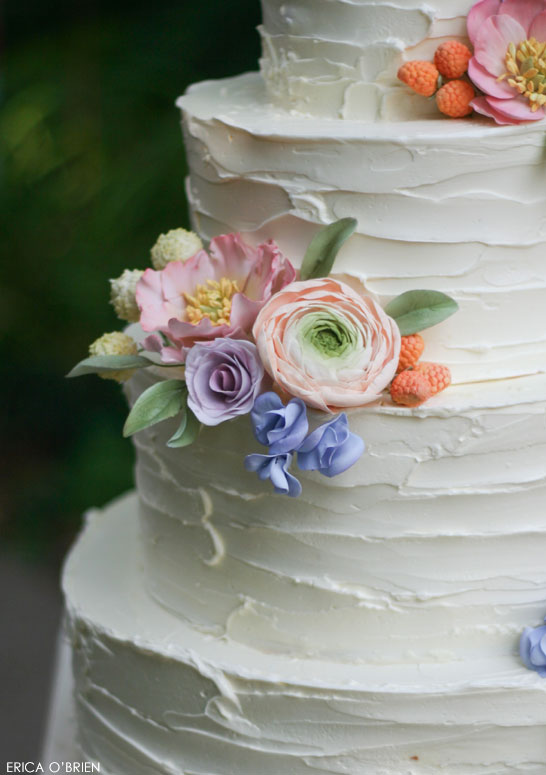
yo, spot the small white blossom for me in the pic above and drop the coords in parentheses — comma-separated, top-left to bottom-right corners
(151, 228, 203, 270)
(110, 268, 143, 322)
(89, 331, 138, 382)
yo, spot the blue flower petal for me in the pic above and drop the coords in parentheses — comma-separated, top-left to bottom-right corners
(251, 392, 284, 445)
(250, 392, 308, 454)
(244, 451, 302, 497)
(297, 413, 364, 477)
(520, 622, 546, 676)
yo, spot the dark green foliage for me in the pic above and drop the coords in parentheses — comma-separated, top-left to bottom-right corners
(1, 0, 260, 558)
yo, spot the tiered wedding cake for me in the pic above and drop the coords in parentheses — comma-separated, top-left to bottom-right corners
(47, 0, 546, 772)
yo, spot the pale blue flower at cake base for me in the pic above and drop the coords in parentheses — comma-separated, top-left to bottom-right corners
(520, 620, 546, 677)
(250, 392, 308, 453)
(297, 413, 365, 477)
(245, 452, 302, 497)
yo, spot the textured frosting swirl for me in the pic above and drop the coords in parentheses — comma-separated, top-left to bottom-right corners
(259, 0, 476, 119)
(63, 494, 546, 774)
(126, 368, 546, 665)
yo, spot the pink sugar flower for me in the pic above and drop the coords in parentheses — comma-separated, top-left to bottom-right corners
(252, 277, 401, 412)
(136, 233, 296, 363)
(467, 0, 546, 124)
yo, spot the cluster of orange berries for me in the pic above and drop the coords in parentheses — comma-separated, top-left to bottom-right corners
(390, 334, 451, 407)
(398, 41, 475, 118)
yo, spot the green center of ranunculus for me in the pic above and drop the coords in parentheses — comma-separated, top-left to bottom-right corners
(300, 311, 358, 359)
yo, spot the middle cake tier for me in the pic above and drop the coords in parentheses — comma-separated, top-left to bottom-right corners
(178, 72, 546, 386)
(127, 369, 546, 666)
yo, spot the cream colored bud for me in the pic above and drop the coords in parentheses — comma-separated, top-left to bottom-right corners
(89, 332, 138, 382)
(110, 268, 144, 322)
(150, 228, 203, 270)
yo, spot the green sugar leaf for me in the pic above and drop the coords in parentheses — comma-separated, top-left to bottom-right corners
(66, 354, 152, 378)
(167, 405, 201, 448)
(384, 290, 459, 335)
(123, 379, 186, 437)
(300, 218, 357, 281)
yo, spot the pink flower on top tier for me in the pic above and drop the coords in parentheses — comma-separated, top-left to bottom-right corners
(136, 233, 296, 363)
(467, 0, 546, 124)
(252, 277, 401, 412)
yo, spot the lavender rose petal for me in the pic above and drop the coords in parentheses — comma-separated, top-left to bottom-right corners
(186, 338, 264, 426)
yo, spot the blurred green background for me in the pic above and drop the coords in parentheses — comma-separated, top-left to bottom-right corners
(1, 0, 261, 563)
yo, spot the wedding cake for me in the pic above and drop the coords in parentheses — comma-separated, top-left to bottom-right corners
(45, 0, 546, 772)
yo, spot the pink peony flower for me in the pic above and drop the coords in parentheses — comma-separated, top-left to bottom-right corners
(467, 0, 546, 124)
(135, 233, 296, 363)
(252, 277, 401, 412)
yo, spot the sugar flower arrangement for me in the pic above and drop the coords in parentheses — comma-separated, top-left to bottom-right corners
(69, 222, 458, 497)
(397, 0, 546, 124)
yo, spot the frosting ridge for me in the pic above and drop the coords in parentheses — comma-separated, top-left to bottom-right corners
(259, 0, 475, 119)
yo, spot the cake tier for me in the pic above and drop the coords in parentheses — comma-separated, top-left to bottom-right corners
(259, 0, 474, 120)
(127, 368, 546, 666)
(42, 637, 79, 766)
(177, 73, 546, 385)
(64, 494, 546, 774)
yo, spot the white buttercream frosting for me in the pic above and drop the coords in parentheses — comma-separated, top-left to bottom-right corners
(177, 73, 546, 385)
(259, 0, 475, 119)
(63, 494, 546, 774)
(126, 368, 546, 667)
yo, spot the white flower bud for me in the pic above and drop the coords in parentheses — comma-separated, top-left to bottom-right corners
(89, 332, 138, 382)
(110, 268, 143, 322)
(150, 228, 203, 270)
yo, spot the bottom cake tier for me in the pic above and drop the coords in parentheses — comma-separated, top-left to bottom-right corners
(60, 492, 546, 774)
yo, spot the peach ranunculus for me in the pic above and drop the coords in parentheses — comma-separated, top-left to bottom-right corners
(252, 278, 401, 412)
(136, 233, 296, 363)
(467, 0, 546, 124)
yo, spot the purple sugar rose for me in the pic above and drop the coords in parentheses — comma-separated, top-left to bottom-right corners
(244, 452, 302, 497)
(520, 621, 546, 677)
(250, 392, 308, 454)
(185, 338, 264, 426)
(297, 413, 364, 477)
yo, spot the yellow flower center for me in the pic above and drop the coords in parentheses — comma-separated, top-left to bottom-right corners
(184, 277, 239, 326)
(498, 38, 546, 111)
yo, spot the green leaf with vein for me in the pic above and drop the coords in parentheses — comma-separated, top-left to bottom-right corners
(66, 354, 152, 378)
(384, 290, 459, 335)
(299, 218, 357, 281)
(167, 403, 201, 448)
(123, 379, 186, 437)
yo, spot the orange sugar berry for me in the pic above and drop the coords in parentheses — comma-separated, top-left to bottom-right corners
(397, 333, 425, 374)
(397, 61, 440, 97)
(434, 41, 472, 79)
(436, 80, 475, 118)
(415, 362, 452, 396)
(390, 370, 433, 408)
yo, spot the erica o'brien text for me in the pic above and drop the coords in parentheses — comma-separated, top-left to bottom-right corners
(6, 765, 100, 773)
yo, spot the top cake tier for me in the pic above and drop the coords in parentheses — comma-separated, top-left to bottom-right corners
(260, 0, 474, 120)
